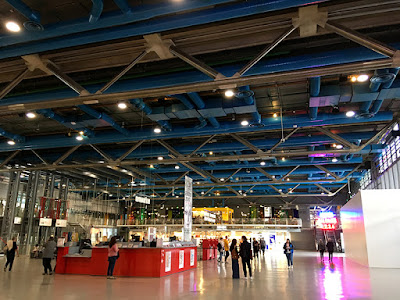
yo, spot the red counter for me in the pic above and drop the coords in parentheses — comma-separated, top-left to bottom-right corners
(56, 246, 197, 277)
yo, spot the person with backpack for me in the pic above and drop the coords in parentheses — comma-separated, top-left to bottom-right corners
(4, 237, 19, 272)
(283, 238, 294, 269)
(239, 236, 252, 279)
(230, 239, 240, 279)
(107, 236, 119, 279)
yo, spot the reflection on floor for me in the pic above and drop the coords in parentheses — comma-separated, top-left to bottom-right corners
(0, 251, 398, 300)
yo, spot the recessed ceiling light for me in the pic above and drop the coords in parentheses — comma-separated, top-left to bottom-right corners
(220, 178, 225, 182)
(357, 74, 369, 82)
(5, 21, 21, 32)
(154, 127, 161, 133)
(260, 161, 266, 166)
(273, 113, 278, 118)
(241, 120, 249, 126)
(209, 151, 213, 155)
(346, 111, 356, 118)
(118, 102, 127, 109)
(281, 157, 286, 161)
(79, 131, 84, 135)
(332, 158, 338, 163)
(76, 135, 83, 141)
(157, 156, 164, 161)
(175, 165, 180, 169)
(26, 112, 36, 119)
(335, 144, 343, 149)
(7, 140, 15, 145)
(224, 90, 235, 98)
(350, 76, 357, 82)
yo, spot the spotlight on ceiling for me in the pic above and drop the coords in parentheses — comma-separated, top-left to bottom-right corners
(5, 21, 21, 32)
(273, 113, 278, 118)
(332, 158, 338, 163)
(26, 112, 36, 119)
(281, 157, 286, 161)
(76, 135, 83, 141)
(154, 127, 161, 133)
(335, 144, 343, 149)
(175, 165, 180, 170)
(209, 151, 213, 155)
(260, 161, 266, 166)
(357, 74, 369, 82)
(117, 102, 127, 109)
(220, 178, 225, 182)
(241, 120, 249, 126)
(157, 156, 164, 161)
(346, 110, 356, 118)
(7, 140, 15, 145)
(224, 90, 235, 98)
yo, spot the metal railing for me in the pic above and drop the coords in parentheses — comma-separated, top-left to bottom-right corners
(117, 218, 302, 227)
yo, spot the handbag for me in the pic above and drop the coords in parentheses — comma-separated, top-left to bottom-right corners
(231, 248, 239, 260)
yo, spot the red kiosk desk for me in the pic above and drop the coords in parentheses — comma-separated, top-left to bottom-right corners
(56, 246, 197, 277)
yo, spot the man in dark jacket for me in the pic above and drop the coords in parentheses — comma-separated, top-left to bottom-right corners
(239, 236, 252, 279)
(326, 238, 335, 262)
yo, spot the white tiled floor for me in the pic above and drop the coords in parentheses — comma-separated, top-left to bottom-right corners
(0, 251, 399, 299)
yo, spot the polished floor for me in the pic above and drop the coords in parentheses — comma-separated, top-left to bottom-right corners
(0, 251, 398, 300)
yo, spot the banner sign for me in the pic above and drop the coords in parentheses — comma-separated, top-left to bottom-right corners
(135, 196, 150, 205)
(56, 219, 67, 227)
(39, 218, 52, 227)
(183, 176, 193, 242)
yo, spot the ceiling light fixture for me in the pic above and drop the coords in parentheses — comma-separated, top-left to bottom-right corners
(346, 110, 356, 118)
(224, 90, 235, 98)
(260, 161, 266, 166)
(332, 158, 338, 163)
(149, 164, 154, 169)
(157, 156, 164, 161)
(26, 112, 36, 119)
(273, 113, 278, 118)
(220, 178, 225, 182)
(154, 127, 161, 134)
(76, 135, 83, 141)
(5, 21, 21, 32)
(357, 74, 369, 82)
(241, 120, 249, 126)
(7, 140, 15, 145)
(175, 165, 180, 170)
(118, 102, 127, 109)
(209, 151, 213, 155)
(335, 144, 343, 149)
(281, 157, 286, 161)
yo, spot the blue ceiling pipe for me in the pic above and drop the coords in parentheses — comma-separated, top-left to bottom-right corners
(78, 104, 130, 136)
(0, 113, 390, 152)
(237, 86, 262, 125)
(187, 92, 220, 128)
(89, 0, 104, 23)
(309, 77, 321, 120)
(6, 0, 41, 23)
(0, 127, 25, 143)
(369, 68, 399, 116)
(36, 109, 95, 137)
(0, 0, 328, 57)
(173, 94, 207, 129)
(129, 98, 172, 131)
(113, 0, 132, 14)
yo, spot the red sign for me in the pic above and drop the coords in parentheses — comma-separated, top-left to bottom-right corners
(316, 217, 337, 230)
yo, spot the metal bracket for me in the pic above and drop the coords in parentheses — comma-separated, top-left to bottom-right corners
(292, 5, 327, 37)
(144, 34, 175, 59)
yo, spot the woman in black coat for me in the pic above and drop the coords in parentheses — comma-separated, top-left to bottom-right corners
(326, 238, 335, 262)
(230, 239, 240, 279)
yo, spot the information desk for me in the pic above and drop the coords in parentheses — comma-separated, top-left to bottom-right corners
(56, 246, 197, 277)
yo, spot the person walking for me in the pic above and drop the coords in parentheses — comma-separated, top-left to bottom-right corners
(217, 237, 224, 263)
(4, 237, 19, 272)
(224, 236, 230, 263)
(253, 239, 260, 259)
(326, 238, 335, 262)
(239, 236, 252, 279)
(260, 238, 266, 256)
(318, 239, 326, 262)
(230, 239, 240, 279)
(283, 238, 294, 269)
(107, 236, 119, 279)
(42, 236, 57, 275)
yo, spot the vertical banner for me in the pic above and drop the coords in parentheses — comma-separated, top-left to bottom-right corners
(165, 251, 171, 272)
(190, 249, 195, 266)
(179, 250, 185, 269)
(184, 176, 193, 242)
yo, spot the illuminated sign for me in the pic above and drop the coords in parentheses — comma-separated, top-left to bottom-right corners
(135, 196, 150, 205)
(316, 212, 338, 230)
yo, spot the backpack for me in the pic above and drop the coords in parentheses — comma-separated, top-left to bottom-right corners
(217, 243, 222, 251)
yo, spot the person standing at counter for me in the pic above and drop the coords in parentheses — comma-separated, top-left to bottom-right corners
(42, 236, 57, 275)
(107, 237, 119, 279)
